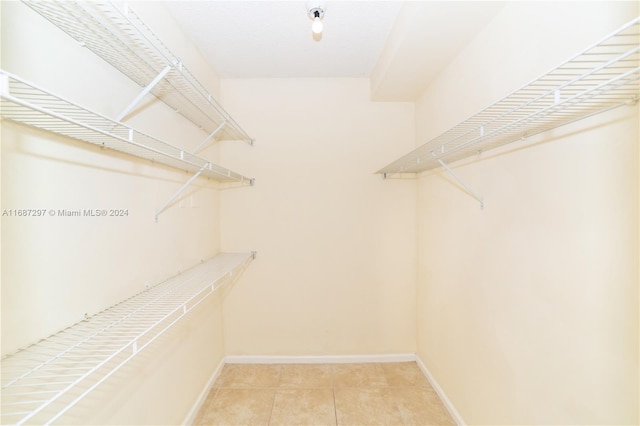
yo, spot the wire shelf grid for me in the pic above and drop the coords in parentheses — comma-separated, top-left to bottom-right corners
(1, 252, 254, 426)
(22, 0, 252, 144)
(0, 70, 252, 184)
(377, 17, 640, 176)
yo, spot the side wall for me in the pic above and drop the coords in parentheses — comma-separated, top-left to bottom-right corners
(1, 2, 228, 424)
(415, 2, 639, 425)
(219, 78, 417, 357)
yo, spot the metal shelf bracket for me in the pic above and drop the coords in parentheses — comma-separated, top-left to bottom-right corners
(432, 152, 484, 209)
(115, 65, 172, 122)
(192, 120, 226, 154)
(155, 163, 209, 222)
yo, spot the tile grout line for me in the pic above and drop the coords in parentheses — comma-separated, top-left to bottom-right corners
(267, 365, 282, 425)
(332, 387, 339, 426)
(331, 365, 338, 426)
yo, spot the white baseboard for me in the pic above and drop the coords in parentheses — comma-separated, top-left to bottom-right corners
(182, 356, 226, 426)
(415, 355, 466, 426)
(224, 353, 416, 364)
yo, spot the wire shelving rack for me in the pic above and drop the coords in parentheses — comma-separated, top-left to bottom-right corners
(0, 252, 255, 426)
(22, 0, 252, 145)
(0, 70, 252, 185)
(377, 17, 640, 177)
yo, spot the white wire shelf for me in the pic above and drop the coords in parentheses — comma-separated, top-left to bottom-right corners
(0, 252, 255, 426)
(0, 70, 253, 185)
(377, 17, 640, 176)
(22, 0, 252, 145)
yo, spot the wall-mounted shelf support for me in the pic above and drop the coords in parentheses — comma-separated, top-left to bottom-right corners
(1, 253, 255, 426)
(0, 71, 254, 215)
(192, 120, 226, 154)
(433, 153, 483, 209)
(376, 17, 640, 178)
(115, 64, 173, 122)
(22, 0, 253, 144)
(155, 163, 208, 222)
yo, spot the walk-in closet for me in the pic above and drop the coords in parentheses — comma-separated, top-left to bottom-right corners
(1, 1, 638, 425)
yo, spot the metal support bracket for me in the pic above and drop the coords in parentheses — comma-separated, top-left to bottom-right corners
(192, 120, 226, 154)
(116, 65, 172, 122)
(433, 153, 484, 209)
(155, 163, 209, 222)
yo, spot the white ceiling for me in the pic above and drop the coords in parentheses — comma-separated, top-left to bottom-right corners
(164, 1, 505, 100)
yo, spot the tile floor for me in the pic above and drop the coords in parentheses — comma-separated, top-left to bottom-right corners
(194, 362, 455, 426)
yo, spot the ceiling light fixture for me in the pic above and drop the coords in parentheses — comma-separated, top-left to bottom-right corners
(307, 1, 325, 35)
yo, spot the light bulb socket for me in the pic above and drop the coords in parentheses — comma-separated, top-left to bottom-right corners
(308, 7, 324, 21)
(307, 1, 325, 35)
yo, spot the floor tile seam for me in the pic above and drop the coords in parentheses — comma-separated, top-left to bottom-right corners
(214, 384, 429, 390)
(331, 387, 338, 426)
(277, 387, 335, 391)
(215, 386, 336, 390)
(267, 383, 278, 426)
(215, 386, 283, 390)
(332, 385, 416, 389)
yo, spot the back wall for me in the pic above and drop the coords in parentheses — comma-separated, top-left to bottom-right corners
(219, 78, 417, 356)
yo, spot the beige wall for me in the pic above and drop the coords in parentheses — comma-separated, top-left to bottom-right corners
(218, 78, 417, 356)
(415, 2, 639, 425)
(1, 1, 228, 424)
(3, 0, 639, 424)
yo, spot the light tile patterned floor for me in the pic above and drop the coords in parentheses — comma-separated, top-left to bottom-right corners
(194, 362, 455, 426)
